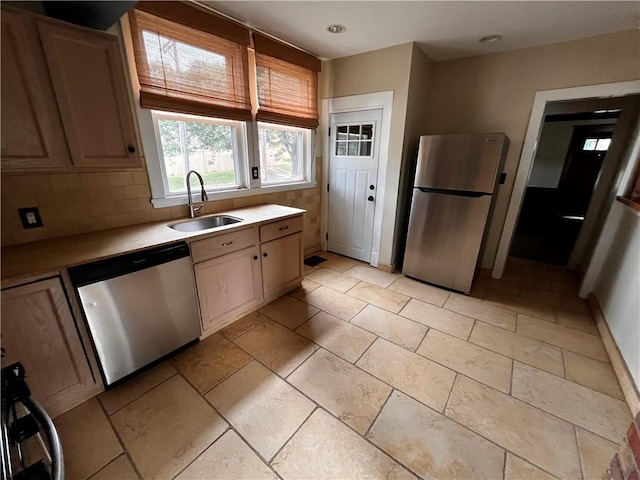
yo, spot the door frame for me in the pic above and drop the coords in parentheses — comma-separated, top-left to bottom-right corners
(321, 91, 393, 266)
(492, 80, 640, 279)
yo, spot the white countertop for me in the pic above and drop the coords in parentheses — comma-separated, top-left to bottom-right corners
(1, 204, 305, 285)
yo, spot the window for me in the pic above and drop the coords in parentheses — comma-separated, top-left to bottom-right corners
(126, 4, 319, 206)
(258, 123, 310, 185)
(583, 137, 612, 151)
(335, 124, 374, 156)
(153, 111, 247, 193)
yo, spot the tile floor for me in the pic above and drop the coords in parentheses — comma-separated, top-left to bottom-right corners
(54, 252, 632, 480)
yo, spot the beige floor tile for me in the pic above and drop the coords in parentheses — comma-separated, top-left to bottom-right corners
(469, 321, 565, 376)
(175, 430, 277, 480)
(318, 253, 358, 274)
(551, 280, 578, 296)
(501, 271, 552, 290)
(474, 274, 521, 296)
(111, 375, 227, 479)
(368, 390, 504, 479)
(171, 333, 252, 393)
(206, 361, 315, 460)
(55, 399, 122, 480)
(260, 295, 319, 329)
(484, 289, 557, 323)
(306, 267, 360, 293)
(219, 310, 269, 340)
(445, 293, 516, 330)
(556, 308, 599, 335)
(289, 278, 321, 299)
(298, 285, 367, 321)
(272, 408, 415, 480)
(347, 281, 410, 313)
(563, 350, 624, 400)
(343, 264, 398, 288)
(504, 453, 556, 480)
(446, 375, 581, 479)
(399, 298, 475, 340)
(576, 427, 619, 480)
(520, 287, 590, 314)
(89, 455, 137, 480)
(234, 320, 317, 376)
(517, 314, 609, 361)
(357, 338, 455, 412)
(388, 276, 450, 307)
(288, 349, 392, 434)
(296, 311, 376, 363)
(417, 329, 512, 393)
(99, 362, 176, 414)
(511, 362, 631, 443)
(352, 304, 427, 350)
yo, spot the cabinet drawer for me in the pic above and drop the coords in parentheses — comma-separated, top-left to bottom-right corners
(260, 215, 303, 243)
(191, 227, 259, 263)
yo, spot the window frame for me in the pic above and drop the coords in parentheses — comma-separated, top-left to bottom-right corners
(256, 122, 313, 187)
(151, 110, 249, 196)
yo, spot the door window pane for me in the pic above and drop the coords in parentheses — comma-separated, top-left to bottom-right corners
(595, 138, 611, 151)
(334, 123, 375, 156)
(583, 139, 597, 151)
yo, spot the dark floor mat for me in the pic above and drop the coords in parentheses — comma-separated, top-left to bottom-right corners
(304, 255, 328, 267)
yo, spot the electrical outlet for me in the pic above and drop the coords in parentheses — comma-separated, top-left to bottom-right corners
(251, 167, 259, 180)
(18, 207, 43, 229)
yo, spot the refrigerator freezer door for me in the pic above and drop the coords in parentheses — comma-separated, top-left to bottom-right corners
(403, 190, 492, 293)
(414, 134, 507, 192)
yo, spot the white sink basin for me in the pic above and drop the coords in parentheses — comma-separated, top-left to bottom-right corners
(169, 215, 243, 232)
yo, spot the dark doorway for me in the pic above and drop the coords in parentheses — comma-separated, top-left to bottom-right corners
(511, 122, 614, 265)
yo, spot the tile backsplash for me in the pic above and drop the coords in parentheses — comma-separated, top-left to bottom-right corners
(1, 159, 322, 254)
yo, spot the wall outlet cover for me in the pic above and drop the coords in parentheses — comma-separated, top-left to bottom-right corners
(18, 207, 44, 229)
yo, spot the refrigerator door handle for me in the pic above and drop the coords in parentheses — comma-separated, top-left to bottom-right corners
(416, 187, 488, 197)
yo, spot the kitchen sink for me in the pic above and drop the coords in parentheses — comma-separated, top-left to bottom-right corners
(169, 215, 243, 232)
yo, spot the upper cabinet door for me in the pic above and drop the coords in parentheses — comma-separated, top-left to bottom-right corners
(37, 20, 141, 168)
(0, 10, 71, 171)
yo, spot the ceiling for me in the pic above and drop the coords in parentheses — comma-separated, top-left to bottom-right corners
(200, 1, 639, 61)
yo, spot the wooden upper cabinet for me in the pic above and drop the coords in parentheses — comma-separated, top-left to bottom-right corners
(37, 19, 141, 168)
(0, 10, 72, 171)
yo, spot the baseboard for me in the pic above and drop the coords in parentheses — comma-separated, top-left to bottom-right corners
(588, 293, 640, 417)
(377, 262, 395, 273)
(304, 244, 321, 257)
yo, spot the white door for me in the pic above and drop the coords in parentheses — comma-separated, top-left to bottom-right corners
(328, 109, 382, 262)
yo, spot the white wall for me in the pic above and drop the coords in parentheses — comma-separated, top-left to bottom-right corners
(590, 203, 640, 387)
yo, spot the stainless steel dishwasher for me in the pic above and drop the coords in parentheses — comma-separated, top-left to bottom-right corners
(68, 242, 201, 386)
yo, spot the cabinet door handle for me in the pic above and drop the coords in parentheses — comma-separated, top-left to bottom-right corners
(127, 145, 136, 153)
(221, 241, 233, 247)
(263, 252, 268, 257)
(278, 225, 289, 231)
(253, 255, 258, 260)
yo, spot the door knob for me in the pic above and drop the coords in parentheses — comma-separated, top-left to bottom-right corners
(367, 195, 374, 202)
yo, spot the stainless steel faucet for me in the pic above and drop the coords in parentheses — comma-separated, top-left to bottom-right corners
(186, 170, 208, 218)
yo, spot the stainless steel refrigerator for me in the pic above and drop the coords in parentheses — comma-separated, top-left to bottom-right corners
(403, 133, 509, 293)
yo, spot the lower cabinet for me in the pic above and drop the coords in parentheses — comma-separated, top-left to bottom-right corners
(261, 232, 304, 301)
(194, 246, 263, 334)
(1, 277, 97, 418)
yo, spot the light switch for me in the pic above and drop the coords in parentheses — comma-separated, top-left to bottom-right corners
(18, 207, 43, 229)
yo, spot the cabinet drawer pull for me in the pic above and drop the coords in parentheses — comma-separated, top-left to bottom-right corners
(253, 255, 258, 260)
(221, 241, 233, 247)
(263, 252, 268, 257)
(278, 225, 289, 231)
(127, 145, 136, 153)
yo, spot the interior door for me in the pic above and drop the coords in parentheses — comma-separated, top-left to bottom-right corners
(328, 109, 382, 262)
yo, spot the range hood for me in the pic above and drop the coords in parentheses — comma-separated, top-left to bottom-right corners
(43, 1, 137, 31)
